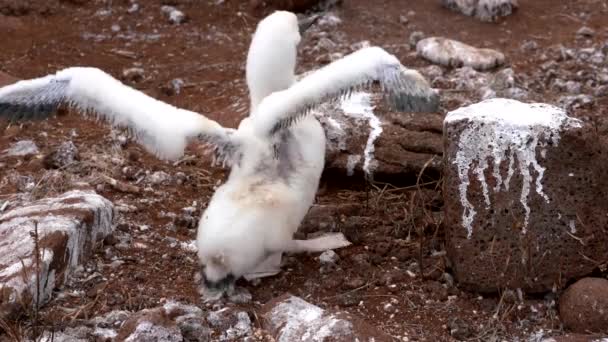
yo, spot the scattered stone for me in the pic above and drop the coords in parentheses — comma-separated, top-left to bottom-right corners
(444, 98, 608, 293)
(161, 78, 185, 96)
(175, 212, 197, 230)
(553, 79, 582, 94)
(0, 200, 8, 213)
(520, 40, 539, 52)
(91, 309, 131, 330)
(206, 308, 232, 328)
(417, 37, 505, 71)
(558, 94, 595, 111)
(224, 311, 252, 340)
(38, 326, 91, 342)
(0, 190, 113, 320)
(559, 278, 608, 333)
(42, 141, 79, 169)
(207, 307, 252, 340)
(595, 85, 608, 97)
(502, 289, 518, 304)
(440, 0, 518, 22)
(319, 250, 338, 264)
(576, 26, 595, 38)
(316, 12, 341, 28)
(408, 31, 425, 47)
(110, 301, 212, 341)
(148, 170, 171, 185)
(261, 294, 392, 341)
(491, 67, 515, 90)
(2, 140, 39, 157)
(420, 65, 444, 83)
(122, 67, 145, 82)
(383, 302, 396, 313)
(116, 307, 182, 341)
(447, 317, 474, 340)
(228, 287, 253, 304)
(344, 277, 366, 290)
(161, 5, 186, 24)
(127, 3, 140, 13)
(177, 317, 211, 342)
(102, 174, 141, 194)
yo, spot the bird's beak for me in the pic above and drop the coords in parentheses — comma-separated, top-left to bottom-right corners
(198, 271, 237, 301)
(298, 14, 321, 34)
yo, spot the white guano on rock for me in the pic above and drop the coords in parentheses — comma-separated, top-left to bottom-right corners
(338, 92, 382, 178)
(444, 98, 582, 238)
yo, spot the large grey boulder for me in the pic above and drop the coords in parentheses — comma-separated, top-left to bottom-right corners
(0, 190, 113, 320)
(443, 98, 608, 293)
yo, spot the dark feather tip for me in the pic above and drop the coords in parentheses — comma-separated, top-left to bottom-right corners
(0, 102, 58, 122)
(390, 91, 440, 113)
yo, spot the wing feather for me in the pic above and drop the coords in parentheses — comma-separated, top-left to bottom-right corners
(252, 46, 439, 137)
(0, 67, 239, 164)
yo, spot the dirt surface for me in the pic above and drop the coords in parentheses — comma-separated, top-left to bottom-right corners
(1, 0, 607, 341)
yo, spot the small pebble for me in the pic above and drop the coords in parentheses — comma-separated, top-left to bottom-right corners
(319, 250, 338, 264)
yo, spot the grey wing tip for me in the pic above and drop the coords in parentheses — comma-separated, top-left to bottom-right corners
(0, 102, 59, 122)
(390, 90, 440, 113)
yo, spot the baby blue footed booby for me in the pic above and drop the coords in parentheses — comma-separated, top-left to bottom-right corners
(0, 11, 438, 299)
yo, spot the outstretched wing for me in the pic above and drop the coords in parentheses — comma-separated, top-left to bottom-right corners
(251, 46, 439, 137)
(0, 67, 238, 164)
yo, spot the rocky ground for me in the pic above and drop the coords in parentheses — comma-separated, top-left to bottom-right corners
(0, 0, 607, 341)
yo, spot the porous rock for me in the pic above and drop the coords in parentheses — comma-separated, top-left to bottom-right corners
(0, 190, 113, 320)
(417, 37, 505, 71)
(261, 293, 392, 341)
(440, 0, 518, 22)
(559, 278, 608, 334)
(317, 92, 443, 184)
(443, 98, 608, 293)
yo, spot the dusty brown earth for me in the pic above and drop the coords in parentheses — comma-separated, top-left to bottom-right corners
(0, 0, 607, 341)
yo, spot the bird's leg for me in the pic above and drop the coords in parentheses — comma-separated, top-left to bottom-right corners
(243, 252, 283, 281)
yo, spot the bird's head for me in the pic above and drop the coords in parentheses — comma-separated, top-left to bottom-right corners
(246, 10, 320, 112)
(198, 252, 237, 299)
(197, 241, 270, 300)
